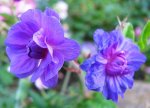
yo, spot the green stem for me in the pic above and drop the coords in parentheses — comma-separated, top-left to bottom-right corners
(60, 72, 71, 95)
(78, 72, 86, 93)
(78, 70, 91, 98)
(15, 79, 30, 108)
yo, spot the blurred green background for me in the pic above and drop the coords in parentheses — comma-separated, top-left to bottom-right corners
(0, 0, 150, 108)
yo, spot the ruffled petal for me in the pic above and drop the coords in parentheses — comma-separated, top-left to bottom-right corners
(6, 46, 26, 60)
(95, 54, 107, 64)
(7, 47, 38, 75)
(44, 51, 64, 81)
(94, 29, 123, 51)
(33, 28, 47, 48)
(20, 9, 42, 28)
(121, 74, 134, 89)
(127, 52, 146, 71)
(42, 15, 64, 45)
(15, 71, 33, 78)
(116, 76, 128, 93)
(119, 39, 146, 72)
(10, 55, 38, 74)
(94, 29, 110, 50)
(54, 38, 80, 61)
(80, 55, 96, 72)
(5, 21, 38, 46)
(107, 76, 122, 94)
(31, 54, 51, 82)
(107, 91, 118, 103)
(102, 83, 118, 102)
(118, 39, 139, 52)
(119, 40, 145, 72)
(109, 29, 123, 46)
(31, 51, 64, 82)
(85, 70, 105, 91)
(44, 8, 60, 20)
(40, 74, 58, 88)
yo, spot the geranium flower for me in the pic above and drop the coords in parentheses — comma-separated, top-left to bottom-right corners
(5, 8, 80, 88)
(81, 29, 146, 102)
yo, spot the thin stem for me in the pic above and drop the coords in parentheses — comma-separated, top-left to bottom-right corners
(60, 61, 77, 95)
(15, 79, 30, 108)
(78, 71, 91, 98)
(60, 72, 71, 95)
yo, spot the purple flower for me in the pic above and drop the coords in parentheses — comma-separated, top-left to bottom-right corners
(5, 8, 80, 88)
(81, 29, 146, 102)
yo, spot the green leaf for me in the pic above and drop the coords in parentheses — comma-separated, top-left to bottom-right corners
(138, 35, 145, 51)
(141, 20, 150, 46)
(138, 20, 150, 51)
(0, 66, 14, 86)
(123, 23, 135, 41)
(29, 91, 47, 108)
(0, 13, 16, 25)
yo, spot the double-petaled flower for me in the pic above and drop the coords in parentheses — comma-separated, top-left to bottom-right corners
(81, 29, 146, 102)
(5, 8, 80, 88)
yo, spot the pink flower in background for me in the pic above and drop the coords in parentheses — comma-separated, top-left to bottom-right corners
(0, 0, 36, 16)
(14, 0, 36, 15)
(54, 1, 68, 20)
(135, 26, 141, 37)
(144, 66, 150, 74)
(63, 23, 71, 38)
(0, 16, 4, 21)
(0, 5, 11, 14)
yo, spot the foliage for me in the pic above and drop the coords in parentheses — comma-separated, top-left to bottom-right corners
(123, 22, 135, 41)
(28, 89, 116, 108)
(65, 0, 150, 41)
(0, 0, 150, 108)
(138, 21, 150, 51)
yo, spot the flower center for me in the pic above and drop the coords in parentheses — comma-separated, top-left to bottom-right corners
(27, 41, 48, 59)
(106, 51, 127, 76)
